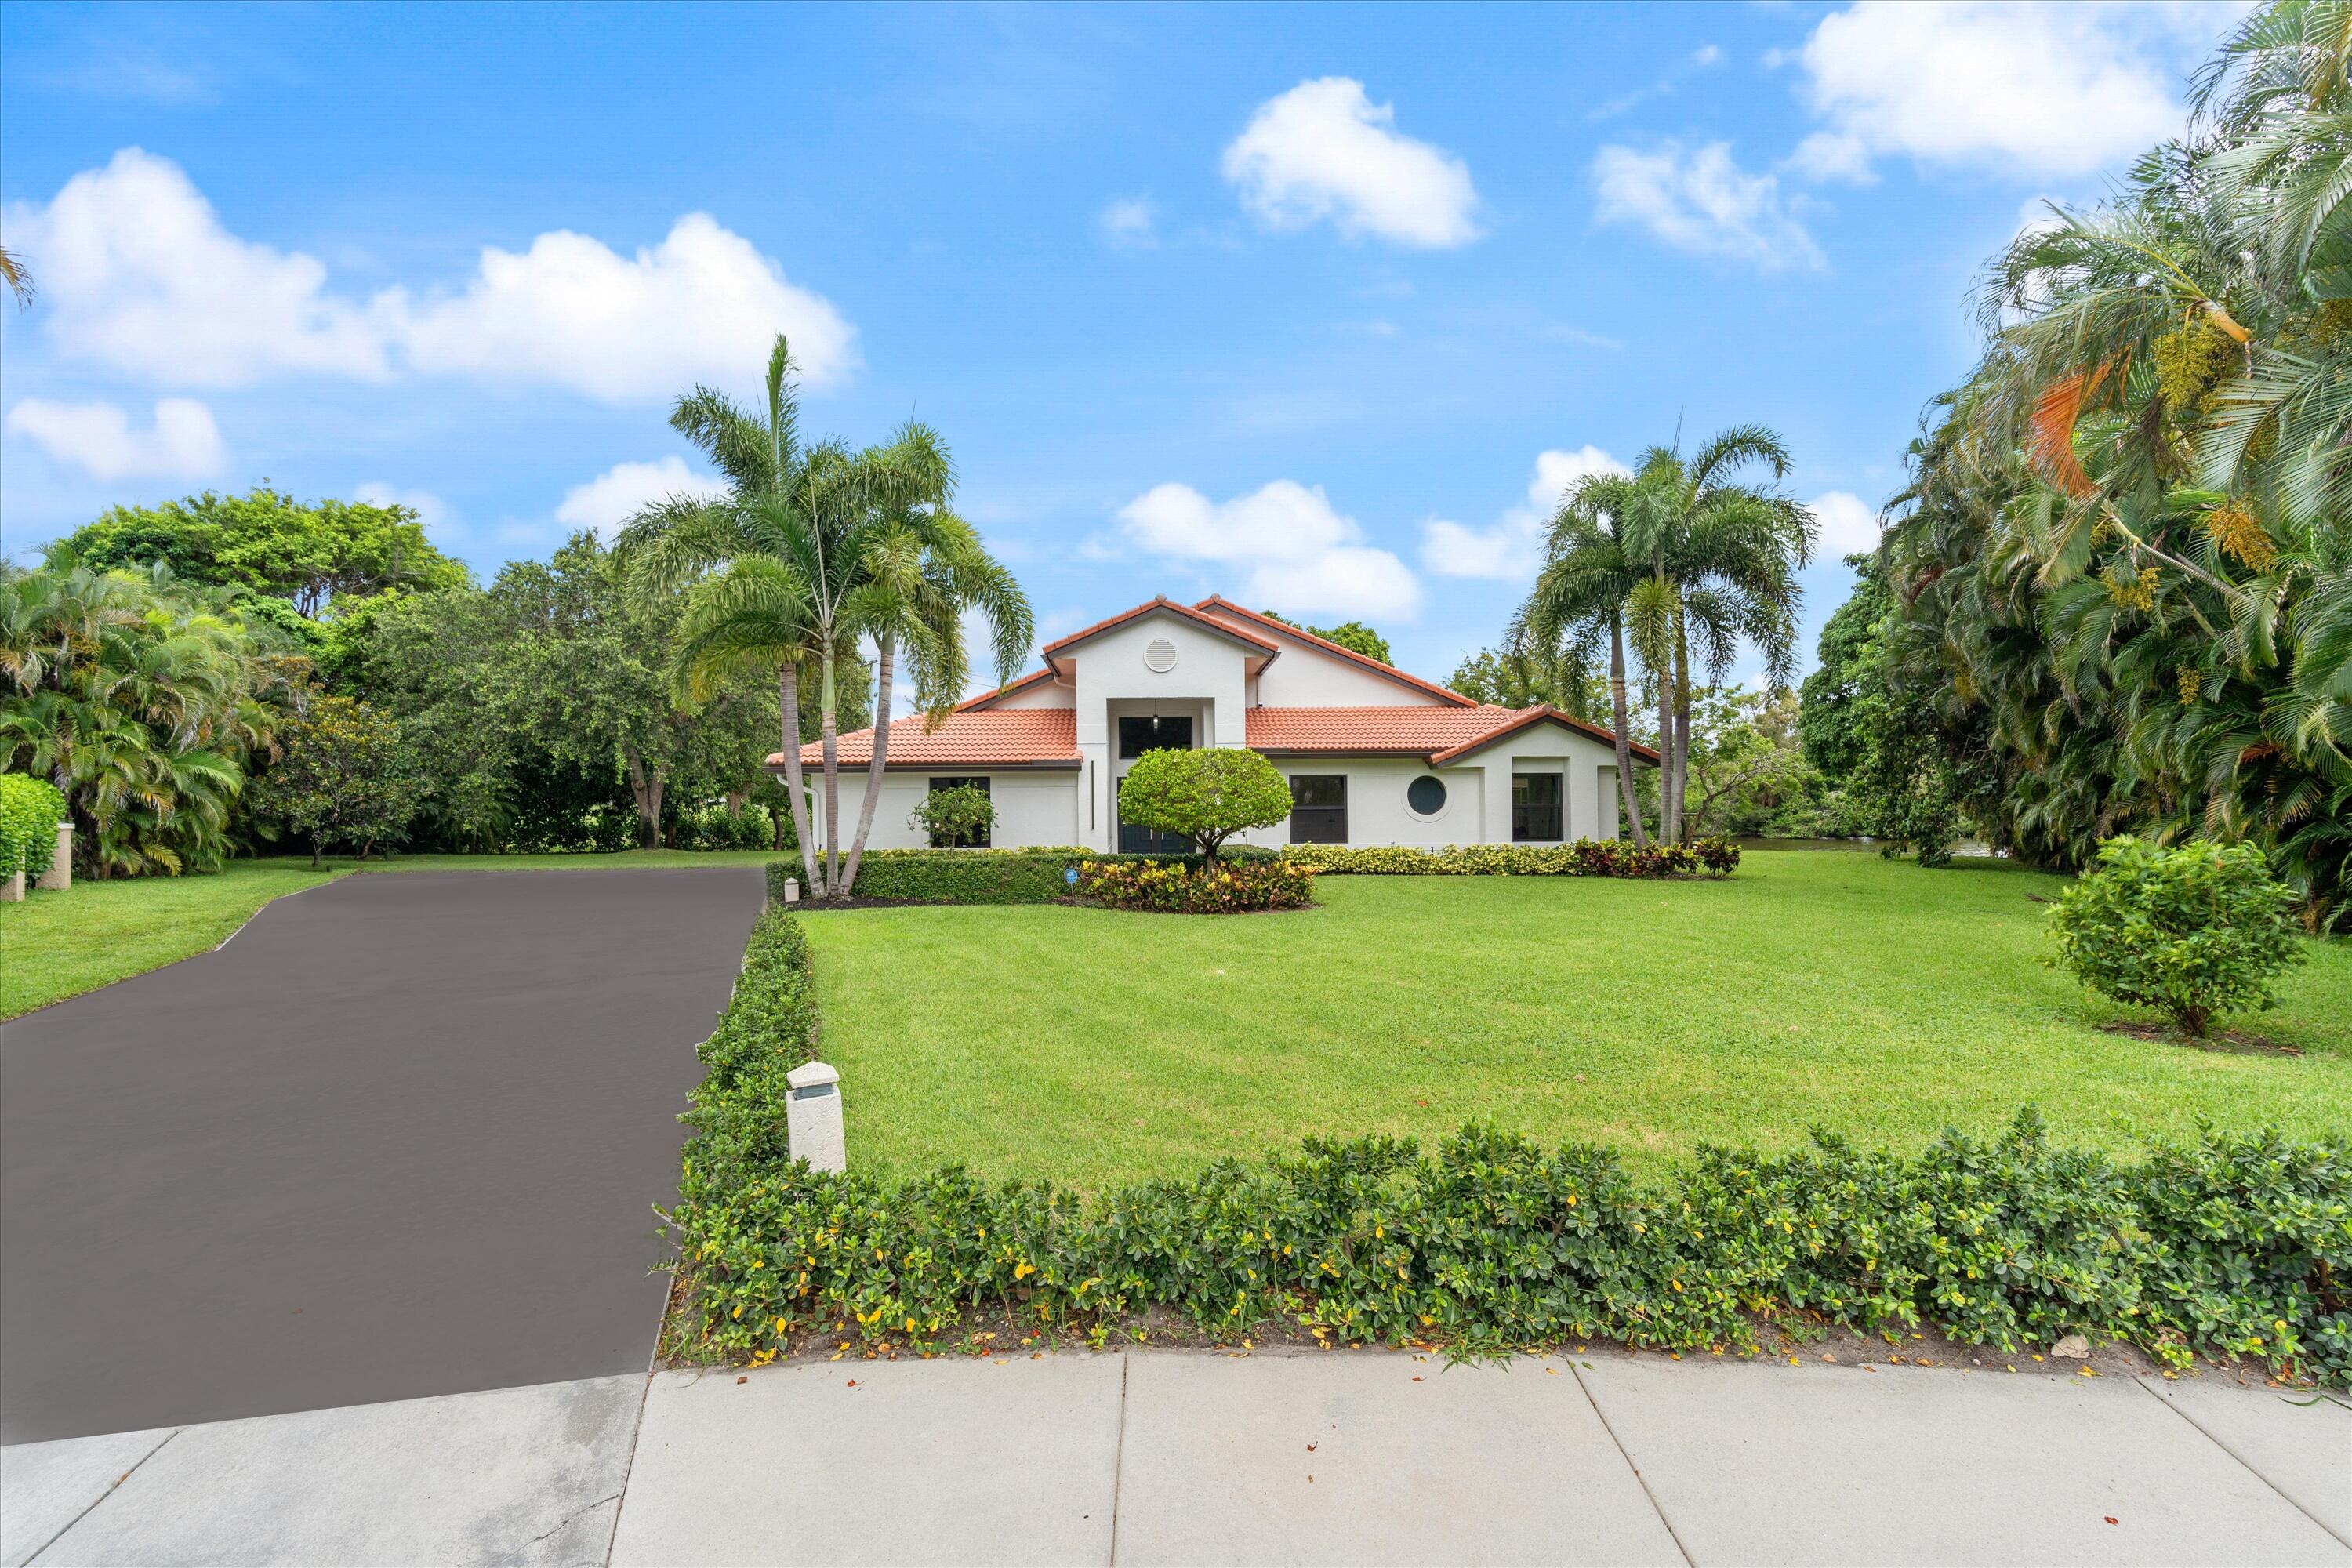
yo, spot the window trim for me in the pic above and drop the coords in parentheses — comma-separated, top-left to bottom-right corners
(1511, 771, 1564, 843)
(1404, 774, 1450, 822)
(1287, 773, 1348, 844)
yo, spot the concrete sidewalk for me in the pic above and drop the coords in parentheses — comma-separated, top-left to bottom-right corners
(4, 1350, 2347, 1567)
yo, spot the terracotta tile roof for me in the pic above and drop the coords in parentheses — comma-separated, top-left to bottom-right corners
(1039, 596, 1280, 657)
(773, 709, 1079, 768)
(1247, 705, 1661, 764)
(954, 667, 1058, 711)
(1192, 597, 1478, 706)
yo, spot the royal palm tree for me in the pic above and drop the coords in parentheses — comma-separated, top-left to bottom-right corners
(615, 335, 1031, 899)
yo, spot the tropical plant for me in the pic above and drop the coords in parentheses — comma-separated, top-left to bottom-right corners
(615, 334, 1030, 900)
(0, 238, 31, 307)
(908, 784, 994, 848)
(1114, 747, 1292, 860)
(1, 557, 301, 876)
(1446, 643, 1606, 721)
(247, 694, 420, 867)
(0, 773, 68, 882)
(2047, 836, 2307, 1037)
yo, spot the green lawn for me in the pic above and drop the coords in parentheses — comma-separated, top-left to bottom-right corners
(0, 849, 776, 1019)
(800, 850, 2352, 1189)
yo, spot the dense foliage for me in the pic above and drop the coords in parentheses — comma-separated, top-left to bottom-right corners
(1114, 747, 1293, 859)
(908, 785, 994, 848)
(0, 772, 68, 881)
(1076, 856, 1316, 913)
(1827, 0, 2352, 924)
(2, 558, 304, 876)
(55, 487, 470, 615)
(1283, 837, 1739, 877)
(2049, 836, 2309, 1036)
(661, 921, 2350, 1383)
(769, 846, 1280, 905)
(1446, 644, 1606, 720)
(245, 695, 419, 868)
(1259, 611, 1392, 665)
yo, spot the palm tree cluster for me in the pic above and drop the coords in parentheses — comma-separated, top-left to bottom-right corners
(615, 335, 1032, 899)
(2, 557, 303, 876)
(1511, 429, 1813, 845)
(1875, 0, 2352, 927)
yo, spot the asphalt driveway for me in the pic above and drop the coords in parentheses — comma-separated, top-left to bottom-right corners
(0, 867, 764, 1444)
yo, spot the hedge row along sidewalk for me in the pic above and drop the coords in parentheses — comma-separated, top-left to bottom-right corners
(659, 906, 2352, 1385)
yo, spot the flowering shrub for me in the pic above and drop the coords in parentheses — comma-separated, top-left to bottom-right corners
(1076, 855, 1316, 913)
(1283, 837, 1739, 879)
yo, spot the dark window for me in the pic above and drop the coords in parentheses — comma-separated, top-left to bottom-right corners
(925, 775, 990, 848)
(1288, 775, 1348, 844)
(1406, 775, 1447, 815)
(1117, 713, 1193, 758)
(1512, 772, 1563, 841)
(1116, 773, 1192, 855)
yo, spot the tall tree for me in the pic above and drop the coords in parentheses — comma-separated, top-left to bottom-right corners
(616, 335, 1031, 898)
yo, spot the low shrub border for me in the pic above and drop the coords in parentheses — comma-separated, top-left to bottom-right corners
(765, 846, 1281, 906)
(1076, 855, 1316, 913)
(1283, 837, 1740, 878)
(660, 912, 2350, 1384)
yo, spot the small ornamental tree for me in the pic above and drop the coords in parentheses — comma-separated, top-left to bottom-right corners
(909, 785, 994, 848)
(0, 773, 68, 882)
(1117, 747, 1291, 861)
(2047, 836, 2307, 1038)
(249, 695, 421, 868)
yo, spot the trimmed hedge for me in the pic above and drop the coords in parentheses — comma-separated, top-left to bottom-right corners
(662, 913, 2351, 1383)
(1284, 837, 1740, 878)
(1077, 855, 1316, 913)
(766, 846, 1280, 906)
(0, 774, 68, 882)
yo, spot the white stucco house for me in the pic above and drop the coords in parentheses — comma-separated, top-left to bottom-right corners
(772, 596, 1658, 853)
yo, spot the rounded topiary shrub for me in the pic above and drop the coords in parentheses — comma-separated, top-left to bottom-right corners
(1116, 747, 1292, 860)
(2046, 836, 2306, 1038)
(0, 773, 69, 882)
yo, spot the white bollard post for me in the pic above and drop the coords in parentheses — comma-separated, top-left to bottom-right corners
(38, 824, 72, 891)
(782, 877, 800, 905)
(786, 1061, 845, 1172)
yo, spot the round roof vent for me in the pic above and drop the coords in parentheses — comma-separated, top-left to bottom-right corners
(1144, 637, 1178, 673)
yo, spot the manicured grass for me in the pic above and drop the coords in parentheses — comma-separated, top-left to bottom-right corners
(0, 850, 775, 1019)
(799, 851, 2352, 1189)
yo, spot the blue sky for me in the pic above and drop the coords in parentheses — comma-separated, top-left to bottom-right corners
(0, 1, 2245, 691)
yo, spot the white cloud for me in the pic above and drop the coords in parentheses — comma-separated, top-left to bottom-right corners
(1113, 479, 1421, 620)
(1098, 197, 1156, 249)
(390, 214, 857, 401)
(5, 396, 223, 481)
(353, 481, 454, 539)
(1592, 141, 1824, 272)
(1809, 490, 1883, 557)
(1691, 44, 1724, 67)
(1221, 78, 1479, 249)
(554, 457, 729, 541)
(1786, 2, 2222, 183)
(1421, 446, 1631, 580)
(5, 148, 856, 400)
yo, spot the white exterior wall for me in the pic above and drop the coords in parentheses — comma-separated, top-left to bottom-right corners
(988, 677, 1075, 710)
(804, 770, 1080, 851)
(1232, 728, 1628, 851)
(1062, 612, 1257, 851)
(1242, 629, 1452, 706)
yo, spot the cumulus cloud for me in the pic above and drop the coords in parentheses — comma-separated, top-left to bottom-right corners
(5, 148, 856, 401)
(1809, 490, 1884, 557)
(1098, 197, 1156, 249)
(5, 396, 223, 481)
(1592, 141, 1824, 272)
(1421, 446, 1632, 581)
(554, 456, 730, 540)
(1113, 479, 1421, 620)
(1222, 78, 1479, 249)
(1784, 2, 2217, 183)
(353, 481, 455, 539)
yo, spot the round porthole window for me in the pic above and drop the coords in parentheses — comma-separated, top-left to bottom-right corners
(1144, 637, 1179, 673)
(1406, 775, 1447, 816)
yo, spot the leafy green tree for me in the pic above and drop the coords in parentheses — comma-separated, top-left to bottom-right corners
(248, 695, 420, 867)
(2047, 837, 2307, 1037)
(1796, 554, 1893, 785)
(1684, 686, 1824, 837)
(616, 334, 1030, 899)
(1260, 611, 1392, 664)
(1446, 644, 1606, 720)
(55, 488, 470, 615)
(2, 557, 301, 876)
(909, 784, 994, 848)
(1116, 748, 1292, 860)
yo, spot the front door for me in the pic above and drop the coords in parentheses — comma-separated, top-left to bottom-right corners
(1115, 714, 1194, 854)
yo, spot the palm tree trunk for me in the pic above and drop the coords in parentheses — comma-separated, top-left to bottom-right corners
(839, 637, 896, 900)
(777, 662, 822, 894)
(1654, 666, 1676, 844)
(819, 647, 841, 897)
(1671, 615, 1692, 846)
(1609, 619, 1649, 849)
